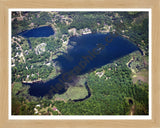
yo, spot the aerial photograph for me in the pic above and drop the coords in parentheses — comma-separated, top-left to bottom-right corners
(11, 10, 149, 116)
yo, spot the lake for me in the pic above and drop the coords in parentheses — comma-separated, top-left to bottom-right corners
(19, 26, 54, 38)
(25, 33, 140, 98)
(19, 26, 54, 49)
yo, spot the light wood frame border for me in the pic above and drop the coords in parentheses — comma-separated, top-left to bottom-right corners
(0, 0, 160, 128)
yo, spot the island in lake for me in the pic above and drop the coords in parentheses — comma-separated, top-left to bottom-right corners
(11, 11, 149, 116)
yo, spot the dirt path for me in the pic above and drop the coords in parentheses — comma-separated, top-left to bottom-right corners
(126, 57, 136, 73)
(130, 105, 135, 115)
(126, 57, 134, 68)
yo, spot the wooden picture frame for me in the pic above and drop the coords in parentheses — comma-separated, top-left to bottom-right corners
(0, 0, 160, 127)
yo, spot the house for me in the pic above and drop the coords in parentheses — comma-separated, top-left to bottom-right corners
(34, 108, 38, 114)
(36, 104, 41, 107)
(82, 28, 92, 34)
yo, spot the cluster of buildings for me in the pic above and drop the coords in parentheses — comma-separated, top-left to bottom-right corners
(68, 28, 92, 36)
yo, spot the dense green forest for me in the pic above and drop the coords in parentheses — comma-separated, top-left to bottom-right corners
(53, 55, 148, 115)
(12, 53, 148, 115)
(11, 11, 149, 115)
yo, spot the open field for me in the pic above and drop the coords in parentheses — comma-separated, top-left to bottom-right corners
(132, 69, 148, 84)
(54, 75, 88, 101)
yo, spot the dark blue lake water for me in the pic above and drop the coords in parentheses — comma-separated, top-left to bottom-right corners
(19, 26, 54, 38)
(26, 33, 140, 98)
(19, 26, 54, 49)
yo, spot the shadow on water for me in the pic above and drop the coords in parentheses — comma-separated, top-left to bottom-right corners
(26, 33, 140, 98)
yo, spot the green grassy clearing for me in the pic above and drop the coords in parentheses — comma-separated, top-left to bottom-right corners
(54, 75, 88, 101)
